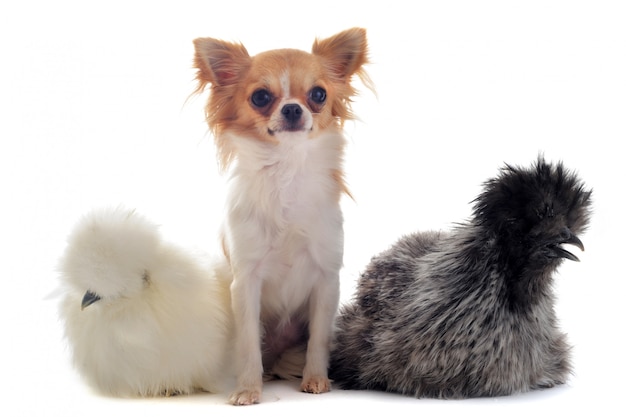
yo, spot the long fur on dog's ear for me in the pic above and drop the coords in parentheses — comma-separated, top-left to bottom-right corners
(193, 38, 251, 91)
(312, 27, 375, 122)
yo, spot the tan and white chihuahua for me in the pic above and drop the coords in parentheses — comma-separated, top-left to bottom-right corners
(193, 28, 371, 405)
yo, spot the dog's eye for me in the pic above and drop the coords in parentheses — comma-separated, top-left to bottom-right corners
(251, 89, 273, 108)
(309, 87, 326, 104)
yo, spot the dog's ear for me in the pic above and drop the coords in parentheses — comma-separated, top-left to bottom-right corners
(193, 38, 251, 91)
(311, 28, 374, 122)
(312, 28, 369, 82)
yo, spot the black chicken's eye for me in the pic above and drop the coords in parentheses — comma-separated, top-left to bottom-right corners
(309, 87, 327, 104)
(251, 89, 272, 108)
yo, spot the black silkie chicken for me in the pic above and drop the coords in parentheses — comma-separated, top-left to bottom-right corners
(330, 157, 592, 398)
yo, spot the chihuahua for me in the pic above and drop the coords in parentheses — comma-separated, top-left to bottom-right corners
(193, 28, 371, 405)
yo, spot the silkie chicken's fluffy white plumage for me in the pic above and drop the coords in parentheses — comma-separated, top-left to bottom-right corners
(59, 208, 233, 397)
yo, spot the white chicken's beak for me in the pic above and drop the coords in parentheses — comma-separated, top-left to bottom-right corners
(81, 291, 101, 310)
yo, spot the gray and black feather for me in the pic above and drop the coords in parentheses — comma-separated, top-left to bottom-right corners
(329, 156, 591, 398)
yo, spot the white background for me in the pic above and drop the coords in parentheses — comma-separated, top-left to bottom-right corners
(1, 1, 624, 415)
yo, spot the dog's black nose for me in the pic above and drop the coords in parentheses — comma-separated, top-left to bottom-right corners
(281, 104, 302, 122)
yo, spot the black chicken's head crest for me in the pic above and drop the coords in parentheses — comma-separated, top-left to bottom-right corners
(474, 156, 592, 247)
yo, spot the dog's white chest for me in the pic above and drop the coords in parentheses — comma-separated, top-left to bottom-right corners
(225, 134, 344, 316)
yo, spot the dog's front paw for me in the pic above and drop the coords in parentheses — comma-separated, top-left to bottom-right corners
(228, 388, 261, 406)
(301, 376, 331, 394)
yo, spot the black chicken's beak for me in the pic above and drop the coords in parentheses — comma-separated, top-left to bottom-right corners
(81, 291, 101, 310)
(551, 230, 585, 262)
